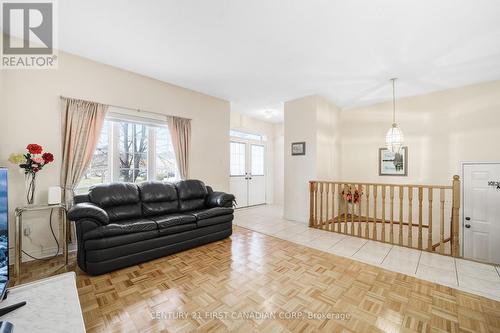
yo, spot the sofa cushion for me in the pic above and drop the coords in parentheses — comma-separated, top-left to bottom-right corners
(196, 214, 233, 228)
(105, 203, 143, 222)
(83, 218, 158, 240)
(89, 183, 143, 222)
(150, 213, 197, 229)
(138, 181, 179, 216)
(175, 180, 208, 212)
(158, 223, 197, 236)
(85, 230, 160, 250)
(189, 207, 234, 220)
(89, 182, 140, 207)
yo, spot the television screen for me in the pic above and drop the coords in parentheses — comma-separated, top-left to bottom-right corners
(0, 168, 8, 299)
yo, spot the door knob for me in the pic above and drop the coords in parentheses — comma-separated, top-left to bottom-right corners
(465, 217, 471, 221)
(465, 224, 471, 228)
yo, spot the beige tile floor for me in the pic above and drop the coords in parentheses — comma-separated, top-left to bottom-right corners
(234, 204, 500, 301)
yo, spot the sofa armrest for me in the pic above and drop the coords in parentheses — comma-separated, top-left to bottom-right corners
(206, 191, 236, 208)
(67, 203, 109, 225)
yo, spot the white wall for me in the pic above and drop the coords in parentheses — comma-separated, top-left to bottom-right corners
(273, 123, 284, 206)
(0, 51, 230, 260)
(340, 80, 500, 185)
(284, 95, 340, 222)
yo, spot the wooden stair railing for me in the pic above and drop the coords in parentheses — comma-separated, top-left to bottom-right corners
(309, 176, 461, 257)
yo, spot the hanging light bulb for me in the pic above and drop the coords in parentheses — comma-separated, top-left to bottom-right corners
(385, 78, 404, 153)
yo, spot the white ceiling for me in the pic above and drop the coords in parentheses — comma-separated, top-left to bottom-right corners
(58, 0, 500, 123)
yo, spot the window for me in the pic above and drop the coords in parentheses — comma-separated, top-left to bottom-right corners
(77, 118, 178, 193)
(230, 130, 266, 141)
(230, 142, 246, 176)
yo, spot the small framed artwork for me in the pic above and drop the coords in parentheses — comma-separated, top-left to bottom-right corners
(379, 147, 408, 176)
(291, 142, 306, 156)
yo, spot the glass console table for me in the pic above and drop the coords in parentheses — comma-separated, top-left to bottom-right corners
(14, 204, 68, 278)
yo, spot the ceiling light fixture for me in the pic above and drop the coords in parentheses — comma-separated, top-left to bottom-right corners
(264, 110, 273, 119)
(385, 78, 404, 153)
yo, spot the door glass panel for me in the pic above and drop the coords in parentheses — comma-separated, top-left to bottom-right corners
(230, 142, 246, 176)
(251, 145, 265, 176)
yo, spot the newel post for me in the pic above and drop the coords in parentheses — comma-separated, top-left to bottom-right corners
(309, 181, 315, 227)
(451, 175, 461, 257)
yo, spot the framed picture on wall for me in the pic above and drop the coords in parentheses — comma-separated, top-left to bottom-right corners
(291, 142, 306, 155)
(379, 147, 408, 176)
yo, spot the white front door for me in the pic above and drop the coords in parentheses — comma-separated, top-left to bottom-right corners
(463, 163, 500, 264)
(229, 140, 266, 207)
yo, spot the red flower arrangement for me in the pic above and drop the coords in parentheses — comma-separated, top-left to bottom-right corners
(341, 185, 363, 204)
(9, 144, 55, 174)
(9, 144, 55, 204)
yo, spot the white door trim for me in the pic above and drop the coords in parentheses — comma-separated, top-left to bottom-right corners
(460, 161, 500, 258)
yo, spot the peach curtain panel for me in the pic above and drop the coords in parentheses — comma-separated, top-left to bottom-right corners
(167, 116, 191, 180)
(60, 97, 108, 241)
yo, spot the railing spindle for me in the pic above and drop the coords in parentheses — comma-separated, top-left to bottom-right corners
(344, 185, 348, 234)
(372, 185, 378, 240)
(381, 185, 386, 242)
(440, 189, 445, 254)
(324, 183, 330, 230)
(399, 186, 404, 245)
(418, 187, 423, 249)
(408, 186, 413, 247)
(365, 185, 370, 238)
(331, 183, 335, 232)
(309, 182, 314, 227)
(350, 184, 355, 235)
(315, 183, 319, 228)
(319, 183, 324, 229)
(313, 183, 318, 227)
(390, 186, 394, 243)
(337, 183, 342, 233)
(357, 184, 362, 236)
(428, 188, 433, 251)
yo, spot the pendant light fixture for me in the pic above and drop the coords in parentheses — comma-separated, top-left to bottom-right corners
(385, 78, 404, 153)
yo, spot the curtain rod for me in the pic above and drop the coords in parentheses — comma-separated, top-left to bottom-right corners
(59, 95, 192, 121)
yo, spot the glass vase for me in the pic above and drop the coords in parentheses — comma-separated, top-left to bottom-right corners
(25, 172, 37, 205)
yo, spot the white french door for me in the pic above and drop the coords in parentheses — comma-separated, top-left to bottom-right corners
(229, 140, 266, 208)
(463, 163, 500, 264)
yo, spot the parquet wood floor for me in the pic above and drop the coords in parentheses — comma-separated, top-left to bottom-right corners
(10, 226, 500, 332)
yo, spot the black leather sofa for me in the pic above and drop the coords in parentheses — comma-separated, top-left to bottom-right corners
(67, 180, 235, 275)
